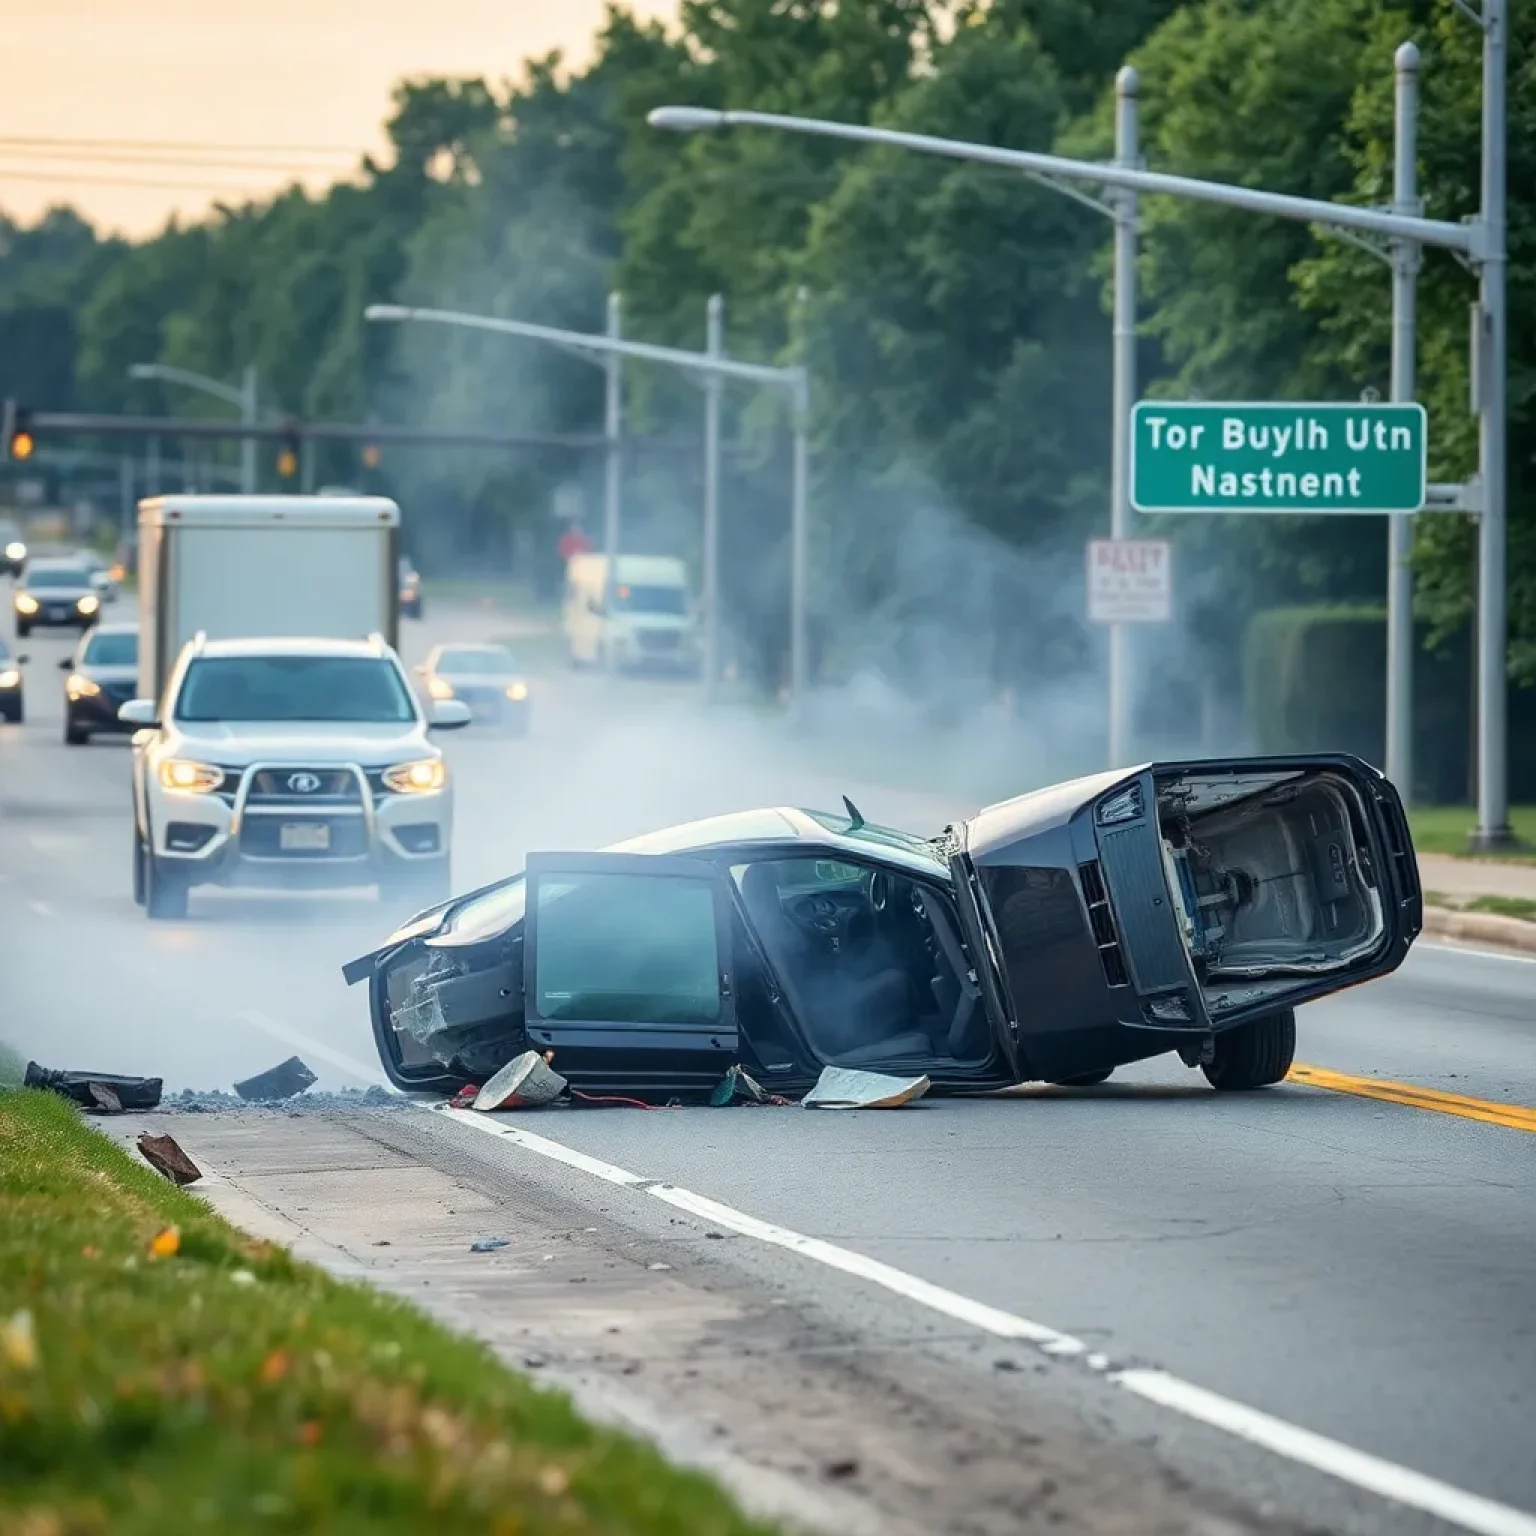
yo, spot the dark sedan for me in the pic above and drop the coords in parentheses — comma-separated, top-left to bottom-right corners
(62, 623, 138, 745)
(413, 643, 529, 734)
(345, 755, 1421, 1102)
(13, 559, 102, 637)
(0, 636, 26, 722)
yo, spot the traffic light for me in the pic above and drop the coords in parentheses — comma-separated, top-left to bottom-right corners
(3, 401, 35, 461)
(360, 441, 381, 470)
(276, 420, 300, 479)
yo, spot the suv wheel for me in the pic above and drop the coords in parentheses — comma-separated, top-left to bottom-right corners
(1202, 1009, 1297, 1091)
(65, 717, 89, 746)
(144, 851, 189, 921)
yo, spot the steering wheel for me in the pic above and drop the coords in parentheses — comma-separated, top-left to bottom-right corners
(785, 889, 870, 955)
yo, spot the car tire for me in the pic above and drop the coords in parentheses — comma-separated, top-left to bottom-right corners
(132, 829, 147, 908)
(1, 700, 19, 724)
(1202, 1008, 1297, 1091)
(144, 852, 189, 921)
(65, 718, 89, 746)
(1051, 1067, 1114, 1087)
(15, 622, 29, 639)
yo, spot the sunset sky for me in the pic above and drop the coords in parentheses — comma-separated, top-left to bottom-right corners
(0, 0, 677, 236)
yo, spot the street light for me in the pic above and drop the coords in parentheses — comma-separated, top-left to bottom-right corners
(365, 302, 812, 706)
(648, 7, 1510, 845)
(128, 362, 259, 493)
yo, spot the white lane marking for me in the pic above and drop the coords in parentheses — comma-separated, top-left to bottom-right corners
(1117, 1371, 1536, 1536)
(438, 1104, 1536, 1536)
(234, 1008, 386, 1086)
(27, 899, 53, 917)
(1422, 940, 1536, 969)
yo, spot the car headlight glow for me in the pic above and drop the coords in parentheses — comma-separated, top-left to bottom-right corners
(77, 594, 99, 616)
(505, 681, 529, 701)
(382, 758, 447, 794)
(66, 673, 100, 699)
(158, 758, 225, 794)
(4, 542, 24, 561)
(0, 668, 20, 689)
(14, 594, 38, 615)
(427, 675, 454, 700)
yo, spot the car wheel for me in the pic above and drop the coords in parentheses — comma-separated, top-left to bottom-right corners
(1050, 1067, 1114, 1087)
(15, 622, 29, 639)
(1202, 1008, 1297, 1091)
(0, 700, 19, 724)
(65, 718, 89, 746)
(132, 829, 147, 908)
(144, 853, 189, 920)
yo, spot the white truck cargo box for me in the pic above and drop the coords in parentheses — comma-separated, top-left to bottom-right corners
(138, 495, 400, 701)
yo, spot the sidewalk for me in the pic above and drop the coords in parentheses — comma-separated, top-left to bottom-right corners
(1417, 853, 1536, 901)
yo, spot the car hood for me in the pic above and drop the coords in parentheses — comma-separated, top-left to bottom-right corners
(441, 673, 525, 688)
(21, 585, 95, 601)
(170, 721, 433, 766)
(80, 665, 137, 686)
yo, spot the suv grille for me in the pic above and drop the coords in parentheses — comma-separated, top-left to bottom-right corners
(248, 767, 363, 806)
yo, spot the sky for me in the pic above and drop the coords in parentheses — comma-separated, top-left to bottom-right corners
(0, 0, 678, 236)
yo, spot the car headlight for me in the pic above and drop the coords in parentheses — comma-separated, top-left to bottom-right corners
(505, 681, 529, 701)
(382, 758, 447, 794)
(158, 759, 225, 794)
(427, 676, 454, 700)
(66, 673, 100, 699)
(14, 594, 38, 615)
(4, 542, 24, 561)
(77, 594, 99, 616)
(0, 669, 20, 689)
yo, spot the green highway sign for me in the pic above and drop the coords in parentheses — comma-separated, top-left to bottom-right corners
(1130, 402, 1427, 514)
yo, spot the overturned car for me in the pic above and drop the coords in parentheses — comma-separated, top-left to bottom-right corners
(343, 755, 1421, 1100)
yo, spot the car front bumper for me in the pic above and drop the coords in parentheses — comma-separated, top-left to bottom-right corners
(147, 761, 452, 888)
(16, 603, 98, 628)
(67, 689, 139, 730)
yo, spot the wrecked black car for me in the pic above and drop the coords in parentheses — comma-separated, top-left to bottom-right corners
(343, 755, 1421, 1100)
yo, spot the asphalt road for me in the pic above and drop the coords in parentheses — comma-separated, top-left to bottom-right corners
(3, 593, 1533, 1534)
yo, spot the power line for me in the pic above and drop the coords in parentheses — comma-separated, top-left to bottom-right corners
(0, 133, 367, 155)
(0, 147, 358, 174)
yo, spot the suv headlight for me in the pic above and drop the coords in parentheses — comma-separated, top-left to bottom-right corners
(505, 681, 529, 701)
(0, 668, 20, 689)
(77, 594, 100, 616)
(66, 673, 100, 699)
(14, 594, 38, 615)
(4, 541, 24, 561)
(158, 759, 225, 794)
(382, 758, 447, 794)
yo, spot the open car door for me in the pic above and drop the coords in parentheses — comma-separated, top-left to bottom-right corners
(522, 851, 740, 1095)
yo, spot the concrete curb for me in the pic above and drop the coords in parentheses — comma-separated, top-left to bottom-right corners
(1423, 905, 1536, 954)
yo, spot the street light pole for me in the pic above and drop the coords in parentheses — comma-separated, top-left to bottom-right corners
(604, 292, 623, 573)
(1109, 66, 1139, 767)
(1472, 0, 1509, 848)
(241, 364, 258, 494)
(703, 294, 724, 702)
(790, 367, 810, 709)
(1386, 42, 1421, 804)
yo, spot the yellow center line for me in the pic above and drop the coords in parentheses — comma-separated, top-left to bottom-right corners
(1288, 1062, 1536, 1134)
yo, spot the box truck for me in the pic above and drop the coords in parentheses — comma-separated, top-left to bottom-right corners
(562, 553, 698, 672)
(138, 495, 400, 702)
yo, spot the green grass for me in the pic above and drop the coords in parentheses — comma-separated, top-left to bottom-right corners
(1424, 890, 1536, 922)
(1408, 805, 1536, 860)
(0, 1088, 777, 1536)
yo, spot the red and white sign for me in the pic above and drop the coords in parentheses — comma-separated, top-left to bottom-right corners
(1087, 538, 1172, 624)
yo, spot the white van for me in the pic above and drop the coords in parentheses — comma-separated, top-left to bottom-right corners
(563, 554, 698, 672)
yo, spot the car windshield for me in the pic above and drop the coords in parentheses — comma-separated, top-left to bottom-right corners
(175, 656, 416, 723)
(438, 649, 515, 676)
(83, 631, 138, 666)
(612, 583, 686, 616)
(26, 567, 88, 588)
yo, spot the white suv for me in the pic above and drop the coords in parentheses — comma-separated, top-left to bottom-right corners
(121, 633, 469, 920)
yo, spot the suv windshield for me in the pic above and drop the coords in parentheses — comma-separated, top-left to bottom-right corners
(83, 631, 137, 667)
(26, 567, 88, 588)
(612, 583, 686, 616)
(438, 649, 515, 675)
(175, 656, 416, 723)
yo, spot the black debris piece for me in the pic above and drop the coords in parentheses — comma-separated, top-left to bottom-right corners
(24, 1062, 163, 1110)
(470, 1237, 510, 1253)
(708, 1064, 786, 1107)
(233, 1056, 317, 1103)
(823, 1458, 860, 1481)
(137, 1132, 202, 1186)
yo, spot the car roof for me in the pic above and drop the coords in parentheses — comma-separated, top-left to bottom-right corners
(84, 622, 139, 638)
(435, 643, 513, 660)
(22, 558, 89, 575)
(195, 636, 391, 660)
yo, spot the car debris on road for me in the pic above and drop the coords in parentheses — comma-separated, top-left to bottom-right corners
(802, 1066, 932, 1109)
(345, 755, 1422, 1106)
(472, 1051, 566, 1111)
(24, 1062, 163, 1110)
(136, 1132, 203, 1186)
(233, 1056, 318, 1103)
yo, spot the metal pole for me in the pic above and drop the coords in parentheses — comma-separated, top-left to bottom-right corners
(1108, 65, 1139, 768)
(146, 436, 159, 496)
(300, 434, 316, 494)
(789, 368, 809, 710)
(1386, 42, 1420, 803)
(118, 453, 132, 533)
(703, 294, 723, 702)
(603, 291, 622, 569)
(1472, 0, 1509, 848)
(240, 364, 257, 494)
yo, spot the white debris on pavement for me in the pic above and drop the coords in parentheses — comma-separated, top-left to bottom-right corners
(472, 1050, 567, 1111)
(802, 1067, 932, 1110)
